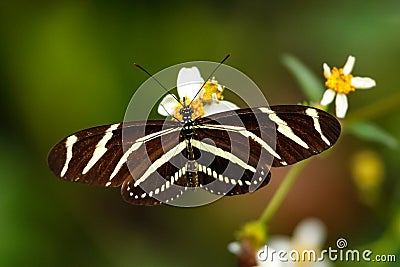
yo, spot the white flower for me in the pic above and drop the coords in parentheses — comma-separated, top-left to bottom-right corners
(320, 55, 376, 118)
(157, 66, 239, 120)
(256, 218, 332, 267)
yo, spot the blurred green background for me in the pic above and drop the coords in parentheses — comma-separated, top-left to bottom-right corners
(1, 1, 399, 266)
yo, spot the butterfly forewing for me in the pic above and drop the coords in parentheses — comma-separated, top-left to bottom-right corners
(48, 120, 178, 187)
(266, 105, 341, 167)
(48, 123, 125, 186)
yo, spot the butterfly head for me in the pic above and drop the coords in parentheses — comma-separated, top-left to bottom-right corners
(180, 97, 194, 124)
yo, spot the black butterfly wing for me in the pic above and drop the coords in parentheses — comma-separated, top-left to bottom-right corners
(48, 105, 340, 205)
(267, 105, 341, 166)
(121, 160, 189, 206)
(47, 120, 186, 205)
(192, 105, 340, 195)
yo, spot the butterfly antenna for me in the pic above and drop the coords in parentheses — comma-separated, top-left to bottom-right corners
(189, 53, 231, 105)
(134, 63, 182, 120)
(134, 63, 181, 104)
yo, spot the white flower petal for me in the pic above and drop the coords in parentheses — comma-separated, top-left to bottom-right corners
(177, 83, 203, 101)
(335, 93, 348, 118)
(177, 67, 204, 100)
(323, 63, 331, 78)
(158, 94, 177, 116)
(204, 100, 239, 116)
(293, 218, 326, 248)
(177, 66, 204, 86)
(227, 242, 242, 255)
(320, 89, 336, 106)
(351, 77, 376, 89)
(343, 55, 355, 75)
(267, 236, 293, 251)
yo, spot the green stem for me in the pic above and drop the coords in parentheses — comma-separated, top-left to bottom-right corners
(258, 159, 309, 224)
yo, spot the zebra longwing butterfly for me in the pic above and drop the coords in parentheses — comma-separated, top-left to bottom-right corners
(48, 102, 340, 206)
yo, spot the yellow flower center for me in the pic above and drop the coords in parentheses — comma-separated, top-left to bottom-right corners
(201, 79, 224, 102)
(172, 98, 204, 121)
(325, 67, 355, 94)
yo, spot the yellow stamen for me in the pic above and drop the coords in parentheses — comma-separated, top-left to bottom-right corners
(172, 98, 204, 121)
(201, 79, 224, 102)
(325, 67, 355, 94)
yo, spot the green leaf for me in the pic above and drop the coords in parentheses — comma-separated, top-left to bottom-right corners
(347, 121, 398, 149)
(282, 54, 324, 103)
